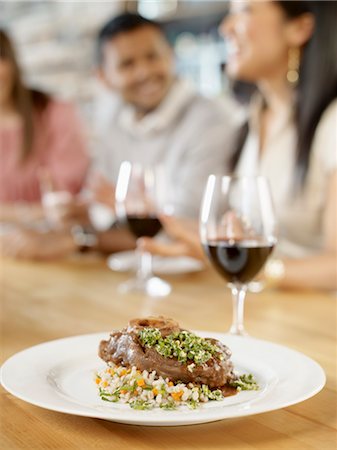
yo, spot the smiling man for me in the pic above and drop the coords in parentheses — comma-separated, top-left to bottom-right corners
(97, 15, 174, 118)
(92, 13, 235, 219)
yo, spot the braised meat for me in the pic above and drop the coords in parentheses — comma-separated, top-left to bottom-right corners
(99, 317, 235, 388)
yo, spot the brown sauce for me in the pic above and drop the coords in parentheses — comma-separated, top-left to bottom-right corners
(219, 385, 238, 397)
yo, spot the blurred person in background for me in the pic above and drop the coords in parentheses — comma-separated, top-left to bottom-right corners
(0, 29, 90, 225)
(90, 12, 234, 218)
(140, 0, 337, 291)
(0, 13, 236, 259)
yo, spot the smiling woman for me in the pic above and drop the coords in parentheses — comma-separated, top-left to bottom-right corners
(222, 0, 311, 83)
(140, 1, 337, 291)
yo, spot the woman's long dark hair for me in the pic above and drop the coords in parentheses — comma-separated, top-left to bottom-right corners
(230, 1, 337, 188)
(0, 29, 50, 161)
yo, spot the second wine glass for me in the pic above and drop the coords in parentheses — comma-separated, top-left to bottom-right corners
(200, 175, 277, 336)
(115, 161, 171, 297)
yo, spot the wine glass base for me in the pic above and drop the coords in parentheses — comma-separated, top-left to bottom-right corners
(228, 326, 249, 337)
(118, 276, 171, 298)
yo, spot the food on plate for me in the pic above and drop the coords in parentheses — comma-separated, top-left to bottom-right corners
(96, 316, 258, 410)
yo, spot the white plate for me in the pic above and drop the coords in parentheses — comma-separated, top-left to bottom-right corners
(0, 332, 325, 427)
(107, 251, 204, 275)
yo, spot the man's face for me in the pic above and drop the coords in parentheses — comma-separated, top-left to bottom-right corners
(99, 26, 175, 114)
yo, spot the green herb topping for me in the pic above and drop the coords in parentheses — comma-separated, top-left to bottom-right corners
(138, 328, 223, 365)
(229, 374, 259, 391)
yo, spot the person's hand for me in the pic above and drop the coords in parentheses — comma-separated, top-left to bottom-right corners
(138, 215, 205, 260)
(0, 228, 75, 260)
(88, 173, 116, 210)
(55, 197, 89, 227)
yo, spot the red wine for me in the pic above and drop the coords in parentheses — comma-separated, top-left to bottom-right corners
(203, 240, 274, 284)
(126, 215, 162, 238)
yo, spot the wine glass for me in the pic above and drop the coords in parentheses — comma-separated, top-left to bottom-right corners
(115, 161, 171, 297)
(39, 169, 73, 230)
(200, 175, 277, 336)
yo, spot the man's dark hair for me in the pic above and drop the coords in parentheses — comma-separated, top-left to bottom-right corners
(96, 13, 166, 65)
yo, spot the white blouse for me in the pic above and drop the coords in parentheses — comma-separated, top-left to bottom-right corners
(237, 96, 337, 258)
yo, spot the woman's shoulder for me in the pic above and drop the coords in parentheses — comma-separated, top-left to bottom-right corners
(38, 98, 85, 135)
(44, 98, 79, 120)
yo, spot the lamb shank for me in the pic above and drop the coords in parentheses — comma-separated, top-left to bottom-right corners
(99, 316, 236, 388)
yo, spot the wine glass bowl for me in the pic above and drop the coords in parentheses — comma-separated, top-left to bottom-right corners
(126, 216, 162, 240)
(200, 175, 277, 335)
(39, 169, 74, 230)
(115, 161, 171, 297)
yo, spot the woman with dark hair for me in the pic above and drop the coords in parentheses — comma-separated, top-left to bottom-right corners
(140, 0, 337, 290)
(0, 29, 90, 220)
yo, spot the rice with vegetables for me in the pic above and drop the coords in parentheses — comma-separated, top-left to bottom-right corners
(95, 364, 226, 410)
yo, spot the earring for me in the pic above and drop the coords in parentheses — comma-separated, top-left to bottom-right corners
(287, 47, 300, 85)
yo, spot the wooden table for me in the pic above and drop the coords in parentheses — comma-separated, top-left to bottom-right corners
(1, 256, 336, 449)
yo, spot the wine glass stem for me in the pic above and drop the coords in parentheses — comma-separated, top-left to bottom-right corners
(229, 284, 248, 336)
(137, 250, 153, 282)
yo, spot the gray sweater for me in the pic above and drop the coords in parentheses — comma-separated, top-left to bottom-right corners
(93, 81, 237, 218)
